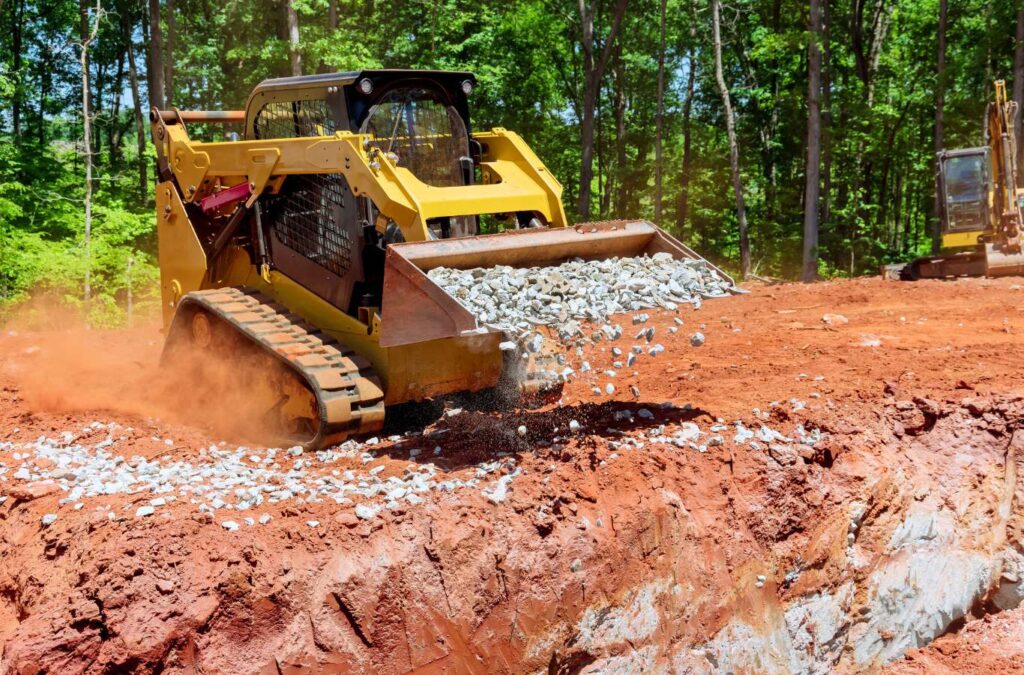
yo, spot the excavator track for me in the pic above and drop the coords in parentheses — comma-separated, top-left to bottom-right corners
(163, 287, 385, 450)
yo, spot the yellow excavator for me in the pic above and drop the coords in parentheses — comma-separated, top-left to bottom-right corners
(151, 69, 730, 449)
(899, 80, 1024, 279)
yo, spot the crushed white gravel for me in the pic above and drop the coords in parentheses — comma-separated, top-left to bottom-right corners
(0, 422, 520, 524)
(0, 397, 824, 530)
(427, 253, 738, 343)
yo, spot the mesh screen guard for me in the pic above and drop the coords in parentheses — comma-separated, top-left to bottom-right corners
(254, 99, 353, 277)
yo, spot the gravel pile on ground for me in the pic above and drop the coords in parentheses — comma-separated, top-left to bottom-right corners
(0, 400, 823, 530)
(428, 253, 737, 342)
(0, 422, 521, 527)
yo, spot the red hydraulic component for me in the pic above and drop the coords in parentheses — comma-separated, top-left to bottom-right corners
(200, 182, 252, 215)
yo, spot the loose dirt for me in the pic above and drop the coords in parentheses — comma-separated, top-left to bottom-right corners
(2, 276, 1024, 672)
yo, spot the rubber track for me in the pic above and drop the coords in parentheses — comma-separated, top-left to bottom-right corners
(169, 287, 385, 449)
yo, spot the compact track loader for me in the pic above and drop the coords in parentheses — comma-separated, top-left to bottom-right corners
(897, 80, 1024, 279)
(151, 69, 731, 449)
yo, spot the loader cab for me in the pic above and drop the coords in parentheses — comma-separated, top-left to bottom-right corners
(937, 147, 991, 247)
(244, 70, 475, 190)
(242, 70, 478, 316)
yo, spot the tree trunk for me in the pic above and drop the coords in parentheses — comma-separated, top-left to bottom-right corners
(897, 167, 905, 251)
(802, 0, 823, 282)
(126, 255, 134, 328)
(79, 0, 103, 307)
(164, 0, 175, 104)
(613, 48, 627, 217)
(763, 0, 782, 227)
(821, 0, 832, 232)
(110, 47, 126, 164)
(286, 0, 302, 76)
(677, 49, 696, 234)
(38, 46, 51, 145)
(653, 0, 667, 225)
(328, 0, 338, 30)
(12, 0, 24, 137)
(125, 13, 148, 205)
(148, 0, 165, 109)
(983, 1, 993, 87)
(576, 0, 630, 220)
(79, 0, 93, 133)
(711, 0, 750, 278)
(1014, 6, 1024, 185)
(933, 0, 947, 254)
(94, 60, 106, 158)
(677, 9, 698, 236)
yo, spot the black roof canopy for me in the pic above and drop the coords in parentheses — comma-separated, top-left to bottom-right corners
(244, 69, 477, 137)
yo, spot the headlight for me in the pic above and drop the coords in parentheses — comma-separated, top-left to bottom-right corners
(358, 78, 374, 95)
(461, 79, 473, 95)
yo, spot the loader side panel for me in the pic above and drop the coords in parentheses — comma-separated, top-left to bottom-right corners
(251, 95, 368, 314)
(156, 180, 208, 328)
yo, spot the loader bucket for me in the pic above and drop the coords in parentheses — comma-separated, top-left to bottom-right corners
(378, 220, 732, 348)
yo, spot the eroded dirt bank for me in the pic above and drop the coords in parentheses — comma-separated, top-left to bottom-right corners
(2, 277, 1024, 673)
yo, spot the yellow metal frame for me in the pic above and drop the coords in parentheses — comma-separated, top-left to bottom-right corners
(155, 180, 208, 327)
(941, 231, 983, 249)
(156, 123, 567, 243)
(152, 120, 544, 405)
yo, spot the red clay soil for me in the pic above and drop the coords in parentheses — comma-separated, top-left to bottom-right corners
(885, 606, 1024, 674)
(2, 276, 1024, 672)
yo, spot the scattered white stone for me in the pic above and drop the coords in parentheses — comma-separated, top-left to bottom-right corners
(135, 505, 155, 517)
(690, 332, 705, 347)
(484, 473, 515, 504)
(41, 513, 57, 527)
(221, 520, 239, 531)
(307, 520, 319, 528)
(354, 503, 377, 520)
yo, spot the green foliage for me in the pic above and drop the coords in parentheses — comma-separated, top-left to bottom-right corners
(0, 0, 1017, 322)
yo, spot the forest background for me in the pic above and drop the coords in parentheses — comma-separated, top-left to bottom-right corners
(0, 0, 1019, 325)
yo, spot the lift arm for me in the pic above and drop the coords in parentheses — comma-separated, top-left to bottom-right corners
(151, 112, 567, 243)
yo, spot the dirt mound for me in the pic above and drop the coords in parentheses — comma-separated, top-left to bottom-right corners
(3, 277, 1024, 672)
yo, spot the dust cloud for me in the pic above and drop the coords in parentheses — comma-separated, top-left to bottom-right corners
(1, 304, 287, 445)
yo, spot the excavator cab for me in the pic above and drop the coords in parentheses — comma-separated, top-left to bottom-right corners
(937, 147, 990, 247)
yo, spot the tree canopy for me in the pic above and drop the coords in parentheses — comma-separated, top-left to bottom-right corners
(1, 0, 1021, 324)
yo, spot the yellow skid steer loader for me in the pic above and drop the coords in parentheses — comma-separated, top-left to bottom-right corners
(151, 69, 731, 448)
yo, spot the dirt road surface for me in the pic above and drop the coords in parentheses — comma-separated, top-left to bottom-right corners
(2, 276, 1024, 672)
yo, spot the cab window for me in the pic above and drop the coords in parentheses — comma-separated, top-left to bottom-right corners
(360, 87, 470, 188)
